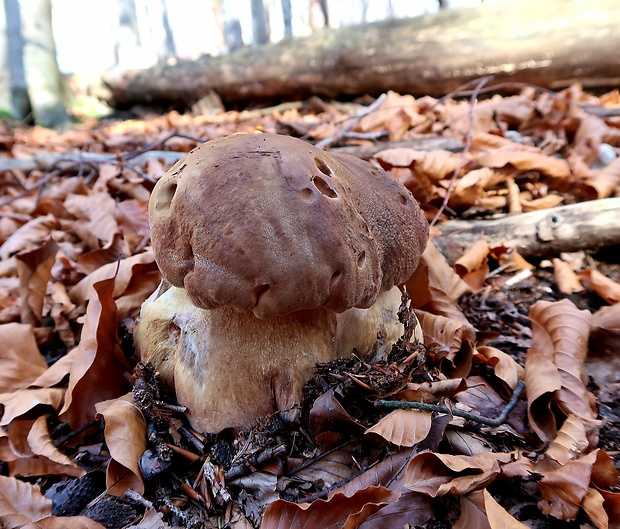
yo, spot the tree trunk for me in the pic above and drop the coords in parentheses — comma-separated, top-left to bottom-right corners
(251, 0, 269, 45)
(104, 0, 620, 108)
(17, 0, 68, 127)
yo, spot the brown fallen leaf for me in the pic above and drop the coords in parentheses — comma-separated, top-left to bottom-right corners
(474, 149, 571, 179)
(483, 488, 529, 528)
(588, 156, 620, 198)
(0, 474, 52, 528)
(526, 299, 597, 445)
(365, 409, 432, 447)
(0, 215, 60, 261)
(579, 269, 620, 304)
(552, 258, 584, 295)
(22, 516, 107, 529)
(404, 451, 512, 497)
(455, 491, 491, 529)
(327, 448, 434, 529)
(260, 486, 399, 529)
(0, 323, 48, 392)
(474, 346, 524, 390)
(415, 309, 474, 378)
(581, 487, 608, 529)
(59, 276, 132, 429)
(96, 395, 146, 495)
(15, 237, 58, 325)
(538, 449, 598, 521)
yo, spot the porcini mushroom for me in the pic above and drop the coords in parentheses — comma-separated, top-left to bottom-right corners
(135, 133, 428, 433)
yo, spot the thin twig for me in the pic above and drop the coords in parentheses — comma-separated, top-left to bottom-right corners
(0, 170, 59, 208)
(225, 444, 288, 481)
(430, 76, 491, 228)
(375, 380, 525, 427)
(315, 93, 387, 149)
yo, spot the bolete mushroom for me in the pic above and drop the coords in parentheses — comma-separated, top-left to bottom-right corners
(135, 133, 428, 433)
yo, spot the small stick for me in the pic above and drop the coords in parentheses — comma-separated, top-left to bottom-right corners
(375, 380, 525, 427)
(54, 418, 101, 447)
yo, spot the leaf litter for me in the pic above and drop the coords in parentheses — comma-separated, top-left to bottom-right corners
(0, 82, 618, 528)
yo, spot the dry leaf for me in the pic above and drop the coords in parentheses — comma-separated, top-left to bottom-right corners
(526, 299, 597, 444)
(579, 269, 620, 304)
(22, 516, 107, 529)
(96, 396, 146, 495)
(260, 486, 399, 529)
(60, 277, 132, 429)
(0, 323, 48, 392)
(474, 346, 524, 390)
(365, 409, 433, 447)
(483, 488, 529, 528)
(552, 258, 584, 295)
(404, 452, 512, 497)
(0, 474, 52, 528)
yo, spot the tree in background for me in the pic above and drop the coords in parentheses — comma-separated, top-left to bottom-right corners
(0, 0, 68, 127)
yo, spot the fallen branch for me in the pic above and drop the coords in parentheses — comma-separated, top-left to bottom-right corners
(375, 380, 525, 427)
(434, 198, 620, 264)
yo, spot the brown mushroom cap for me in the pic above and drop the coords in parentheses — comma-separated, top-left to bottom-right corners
(149, 133, 428, 318)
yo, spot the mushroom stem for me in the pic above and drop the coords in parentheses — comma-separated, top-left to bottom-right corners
(137, 284, 338, 432)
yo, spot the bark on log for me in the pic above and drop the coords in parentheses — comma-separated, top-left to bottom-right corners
(433, 198, 620, 265)
(103, 0, 620, 108)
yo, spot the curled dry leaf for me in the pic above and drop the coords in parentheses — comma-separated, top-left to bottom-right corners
(483, 488, 529, 529)
(588, 303, 620, 386)
(454, 238, 490, 277)
(0, 323, 47, 392)
(327, 448, 435, 529)
(25, 415, 85, 477)
(474, 346, 524, 390)
(96, 396, 146, 495)
(21, 516, 107, 529)
(579, 269, 620, 304)
(538, 449, 598, 521)
(455, 491, 491, 529)
(0, 215, 60, 261)
(59, 276, 132, 429)
(415, 309, 474, 378)
(0, 474, 52, 528)
(68, 252, 157, 307)
(588, 156, 620, 198)
(581, 488, 608, 529)
(526, 299, 597, 445)
(552, 258, 584, 295)
(16, 237, 58, 325)
(0, 388, 65, 427)
(261, 486, 399, 529)
(474, 149, 571, 179)
(404, 451, 513, 497)
(375, 148, 462, 182)
(365, 409, 433, 447)
(537, 414, 589, 473)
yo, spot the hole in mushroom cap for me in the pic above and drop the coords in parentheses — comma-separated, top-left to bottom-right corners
(399, 194, 408, 205)
(154, 181, 178, 213)
(312, 175, 338, 199)
(314, 157, 333, 177)
(357, 251, 366, 268)
(330, 269, 343, 290)
(300, 187, 314, 202)
(251, 283, 270, 308)
(359, 220, 370, 235)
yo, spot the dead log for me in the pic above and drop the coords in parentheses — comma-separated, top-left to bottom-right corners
(104, 0, 620, 108)
(433, 198, 620, 265)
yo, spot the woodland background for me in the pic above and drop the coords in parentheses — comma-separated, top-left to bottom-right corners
(0, 1, 619, 529)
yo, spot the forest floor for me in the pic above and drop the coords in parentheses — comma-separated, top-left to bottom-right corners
(0, 82, 619, 529)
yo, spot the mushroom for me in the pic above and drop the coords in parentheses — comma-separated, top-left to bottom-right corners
(135, 133, 428, 433)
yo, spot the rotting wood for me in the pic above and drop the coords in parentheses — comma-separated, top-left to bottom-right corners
(433, 198, 620, 264)
(103, 0, 620, 108)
